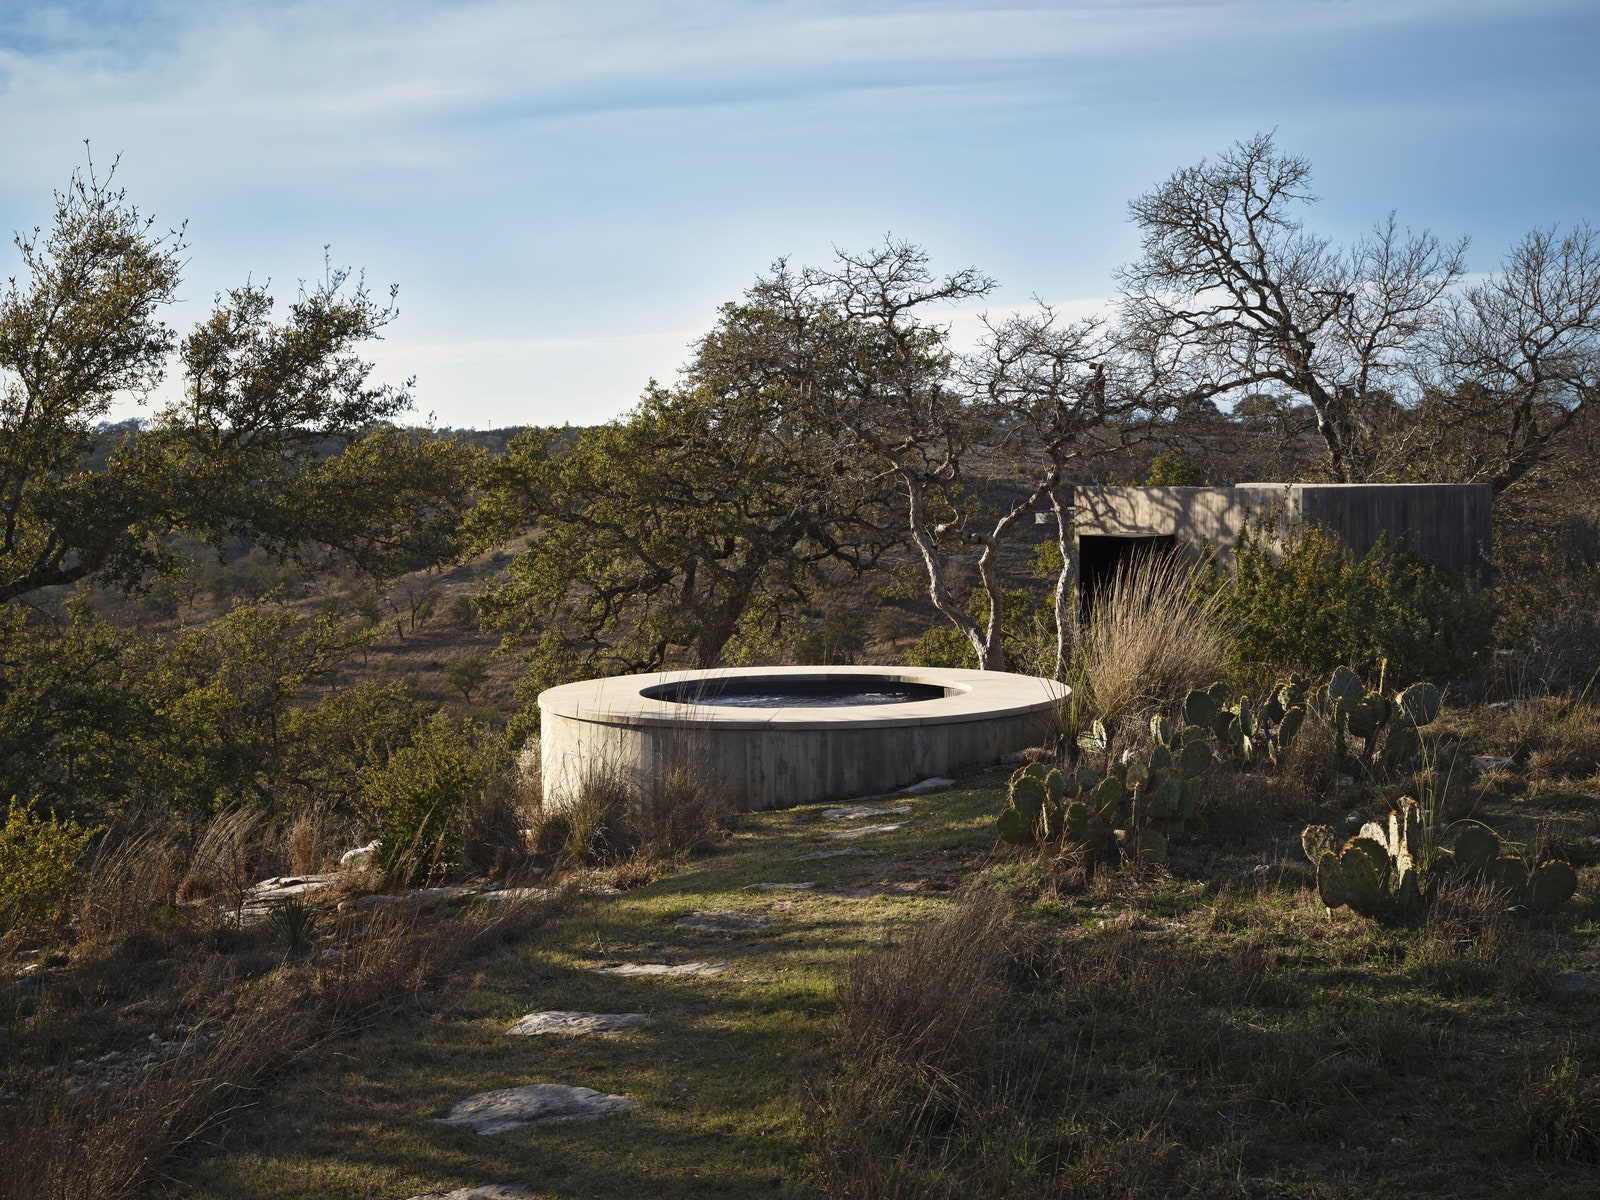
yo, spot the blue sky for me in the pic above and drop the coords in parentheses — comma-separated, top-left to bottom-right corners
(2, 0, 1596, 428)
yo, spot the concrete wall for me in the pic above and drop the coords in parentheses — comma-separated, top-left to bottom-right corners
(537, 666, 1069, 812)
(1072, 483, 1492, 583)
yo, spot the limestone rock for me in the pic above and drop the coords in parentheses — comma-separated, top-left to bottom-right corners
(507, 1011, 653, 1037)
(896, 776, 955, 795)
(791, 847, 873, 862)
(436, 1083, 636, 1134)
(239, 873, 340, 924)
(407, 1187, 535, 1200)
(339, 841, 379, 868)
(589, 961, 730, 977)
(827, 822, 908, 839)
(673, 910, 772, 933)
(1470, 755, 1516, 772)
(743, 881, 814, 890)
(823, 805, 911, 821)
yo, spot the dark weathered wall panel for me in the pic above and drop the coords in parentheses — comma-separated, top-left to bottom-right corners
(1074, 483, 1492, 584)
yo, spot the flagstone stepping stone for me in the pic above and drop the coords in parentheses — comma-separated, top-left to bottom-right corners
(507, 1011, 654, 1037)
(827, 822, 908, 839)
(589, 961, 730, 977)
(823, 804, 912, 821)
(407, 1186, 535, 1200)
(674, 910, 772, 933)
(791, 847, 873, 862)
(896, 776, 955, 795)
(743, 881, 815, 890)
(436, 1083, 636, 1134)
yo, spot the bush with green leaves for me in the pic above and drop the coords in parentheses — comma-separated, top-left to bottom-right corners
(363, 713, 500, 886)
(0, 799, 94, 935)
(1193, 514, 1492, 683)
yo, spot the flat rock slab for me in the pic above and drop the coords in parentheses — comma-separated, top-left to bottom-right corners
(1470, 756, 1516, 772)
(823, 805, 912, 821)
(590, 961, 730, 977)
(674, 910, 772, 933)
(827, 822, 908, 839)
(436, 1084, 637, 1135)
(896, 776, 955, 795)
(239, 873, 341, 924)
(1552, 971, 1600, 997)
(353, 885, 486, 911)
(477, 884, 618, 904)
(407, 1187, 535, 1200)
(507, 1011, 654, 1037)
(743, 881, 815, 890)
(791, 847, 874, 862)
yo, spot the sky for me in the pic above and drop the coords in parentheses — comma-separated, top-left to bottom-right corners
(1, 0, 1596, 429)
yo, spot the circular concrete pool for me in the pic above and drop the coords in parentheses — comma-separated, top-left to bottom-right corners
(538, 665, 1068, 811)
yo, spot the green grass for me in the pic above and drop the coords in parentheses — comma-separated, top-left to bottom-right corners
(168, 779, 1009, 1199)
(43, 741, 1600, 1199)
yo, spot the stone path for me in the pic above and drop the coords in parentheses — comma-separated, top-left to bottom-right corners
(421, 778, 937, 1192)
(827, 822, 909, 839)
(589, 961, 731, 977)
(673, 910, 772, 933)
(435, 1084, 637, 1135)
(506, 1011, 654, 1037)
(823, 804, 912, 821)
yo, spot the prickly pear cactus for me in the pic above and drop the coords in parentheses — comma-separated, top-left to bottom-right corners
(1525, 861, 1578, 913)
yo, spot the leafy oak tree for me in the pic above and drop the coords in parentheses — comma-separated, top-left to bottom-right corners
(472, 350, 891, 713)
(0, 158, 481, 603)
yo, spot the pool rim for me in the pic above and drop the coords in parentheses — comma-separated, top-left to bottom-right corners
(537, 665, 1067, 732)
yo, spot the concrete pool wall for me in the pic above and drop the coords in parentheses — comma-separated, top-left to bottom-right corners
(537, 665, 1068, 812)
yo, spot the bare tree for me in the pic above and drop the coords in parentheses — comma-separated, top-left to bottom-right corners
(1420, 224, 1600, 493)
(963, 309, 1140, 672)
(1118, 132, 1466, 483)
(736, 240, 1142, 672)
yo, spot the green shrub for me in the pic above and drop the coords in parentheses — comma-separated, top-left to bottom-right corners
(1195, 516, 1491, 684)
(903, 588, 1056, 675)
(364, 714, 493, 886)
(0, 799, 93, 935)
(905, 626, 976, 669)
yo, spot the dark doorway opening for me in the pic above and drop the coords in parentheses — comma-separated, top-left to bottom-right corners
(1077, 534, 1180, 623)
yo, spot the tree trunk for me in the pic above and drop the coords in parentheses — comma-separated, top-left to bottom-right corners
(1051, 485, 1076, 678)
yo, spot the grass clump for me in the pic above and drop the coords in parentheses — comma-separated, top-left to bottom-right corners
(1078, 551, 1229, 724)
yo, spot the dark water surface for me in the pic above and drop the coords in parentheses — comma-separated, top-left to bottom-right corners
(644, 679, 948, 709)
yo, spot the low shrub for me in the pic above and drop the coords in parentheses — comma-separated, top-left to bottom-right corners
(1195, 515, 1492, 684)
(0, 800, 94, 936)
(365, 713, 499, 886)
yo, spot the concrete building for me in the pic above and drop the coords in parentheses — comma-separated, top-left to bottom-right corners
(1070, 483, 1492, 607)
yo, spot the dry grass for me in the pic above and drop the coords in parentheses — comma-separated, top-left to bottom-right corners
(285, 811, 325, 876)
(1520, 1047, 1600, 1163)
(0, 886, 551, 1200)
(1410, 876, 1552, 998)
(1076, 552, 1230, 725)
(812, 888, 1030, 1200)
(529, 753, 735, 872)
(177, 807, 268, 916)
